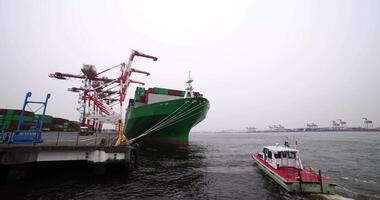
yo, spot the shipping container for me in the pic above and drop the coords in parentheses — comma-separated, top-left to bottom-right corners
(13, 115, 34, 122)
(168, 89, 186, 97)
(135, 87, 146, 99)
(53, 117, 69, 125)
(147, 93, 182, 104)
(153, 87, 169, 95)
(34, 114, 53, 124)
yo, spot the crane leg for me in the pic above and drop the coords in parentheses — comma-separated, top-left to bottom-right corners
(116, 121, 127, 146)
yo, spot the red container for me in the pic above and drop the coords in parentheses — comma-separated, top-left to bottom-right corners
(193, 92, 202, 97)
(53, 117, 69, 125)
(8, 121, 31, 131)
(148, 88, 154, 93)
(168, 90, 180, 96)
(144, 95, 149, 104)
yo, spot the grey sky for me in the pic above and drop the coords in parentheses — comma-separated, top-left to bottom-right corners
(0, 0, 379, 131)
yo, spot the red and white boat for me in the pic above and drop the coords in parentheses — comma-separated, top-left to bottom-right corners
(252, 142, 337, 194)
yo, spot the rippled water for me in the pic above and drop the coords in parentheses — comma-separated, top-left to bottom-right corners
(1, 131, 379, 200)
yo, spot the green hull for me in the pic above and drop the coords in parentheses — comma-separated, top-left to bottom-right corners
(124, 97, 209, 145)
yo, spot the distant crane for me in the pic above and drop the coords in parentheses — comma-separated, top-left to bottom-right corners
(337, 119, 347, 129)
(268, 124, 285, 132)
(362, 118, 373, 129)
(331, 120, 340, 129)
(246, 127, 257, 133)
(306, 123, 318, 128)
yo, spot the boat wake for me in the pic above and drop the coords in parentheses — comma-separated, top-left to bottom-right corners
(307, 194, 354, 200)
(282, 193, 354, 200)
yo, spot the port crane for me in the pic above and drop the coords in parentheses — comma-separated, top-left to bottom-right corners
(337, 119, 347, 129)
(331, 120, 340, 129)
(306, 123, 318, 128)
(49, 50, 157, 145)
(362, 118, 373, 129)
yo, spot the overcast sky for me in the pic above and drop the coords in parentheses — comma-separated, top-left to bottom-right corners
(0, 0, 379, 131)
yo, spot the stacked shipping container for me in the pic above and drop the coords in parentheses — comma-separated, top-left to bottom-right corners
(0, 109, 80, 132)
(0, 109, 34, 131)
(52, 118, 69, 131)
(131, 87, 202, 105)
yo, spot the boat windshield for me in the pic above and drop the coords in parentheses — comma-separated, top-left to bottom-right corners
(288, 152, 296, 159)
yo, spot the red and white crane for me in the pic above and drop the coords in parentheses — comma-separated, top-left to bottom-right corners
(49, 50, 157, 145)
(331, 120, 340, 129)
(362, 118, 373, 129)
(337, 119, 347, 129)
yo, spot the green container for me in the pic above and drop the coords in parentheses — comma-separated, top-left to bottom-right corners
(69, 121, 80, 125)
(34, 115, 53, 124)
(135, 88, 146, 99)
(136, 87, 145, 91)
(13, 115, 34, 122)
(5, 110, 14, 121)
(154, 87, 169, 95)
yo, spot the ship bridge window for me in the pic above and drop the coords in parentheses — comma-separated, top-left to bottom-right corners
(282, 152, 287, 158)
(288, 152, 296, 159)
(274, 153, 281, 159)
(268, 151, 272, 159)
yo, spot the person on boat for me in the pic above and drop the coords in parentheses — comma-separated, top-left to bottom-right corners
(284, 140, 289, 147)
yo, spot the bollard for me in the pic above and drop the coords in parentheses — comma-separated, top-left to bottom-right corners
(76, 133, 79, 146)
(108, 132, 111, 146)
(318, 170, 323, 193)
(56, 132, 60, 146)
(298, 170, 303, 192)
(7, 132, 13, 146)
(95, 131, 98, 146)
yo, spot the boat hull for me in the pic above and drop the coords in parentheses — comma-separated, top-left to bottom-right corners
(124, 97, 209, 145)
(253, 154, 336, 194)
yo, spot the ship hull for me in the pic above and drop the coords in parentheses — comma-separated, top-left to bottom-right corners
(252, 154, 336, 194)
(124, 97, 209, 145)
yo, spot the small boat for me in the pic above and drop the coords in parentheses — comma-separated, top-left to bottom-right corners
(251, 142, 337, 194)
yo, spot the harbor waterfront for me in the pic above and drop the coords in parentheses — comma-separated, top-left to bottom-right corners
(1, 131, 379, 200)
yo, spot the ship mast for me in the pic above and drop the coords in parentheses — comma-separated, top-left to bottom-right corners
(185, 71, 194, 98)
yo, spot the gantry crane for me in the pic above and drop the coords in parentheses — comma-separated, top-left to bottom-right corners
(49, 50, 157, 145)
(362, 118, 373, 129)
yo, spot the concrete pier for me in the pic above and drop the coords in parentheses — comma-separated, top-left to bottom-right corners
(0, 132, 137, 182)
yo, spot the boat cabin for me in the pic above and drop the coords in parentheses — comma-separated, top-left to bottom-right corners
(258, 144, 303, 170)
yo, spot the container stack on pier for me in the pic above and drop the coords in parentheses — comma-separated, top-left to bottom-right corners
(0, 109, 80, 132)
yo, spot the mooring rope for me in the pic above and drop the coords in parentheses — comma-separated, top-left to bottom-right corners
(135, 100, 204, 136)
(128, 100, 207, 143)
(127, 101, 192, 143)
(135, 100, 191, 136)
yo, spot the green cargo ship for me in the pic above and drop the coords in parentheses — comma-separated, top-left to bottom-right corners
(124, 78, 209, 145)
